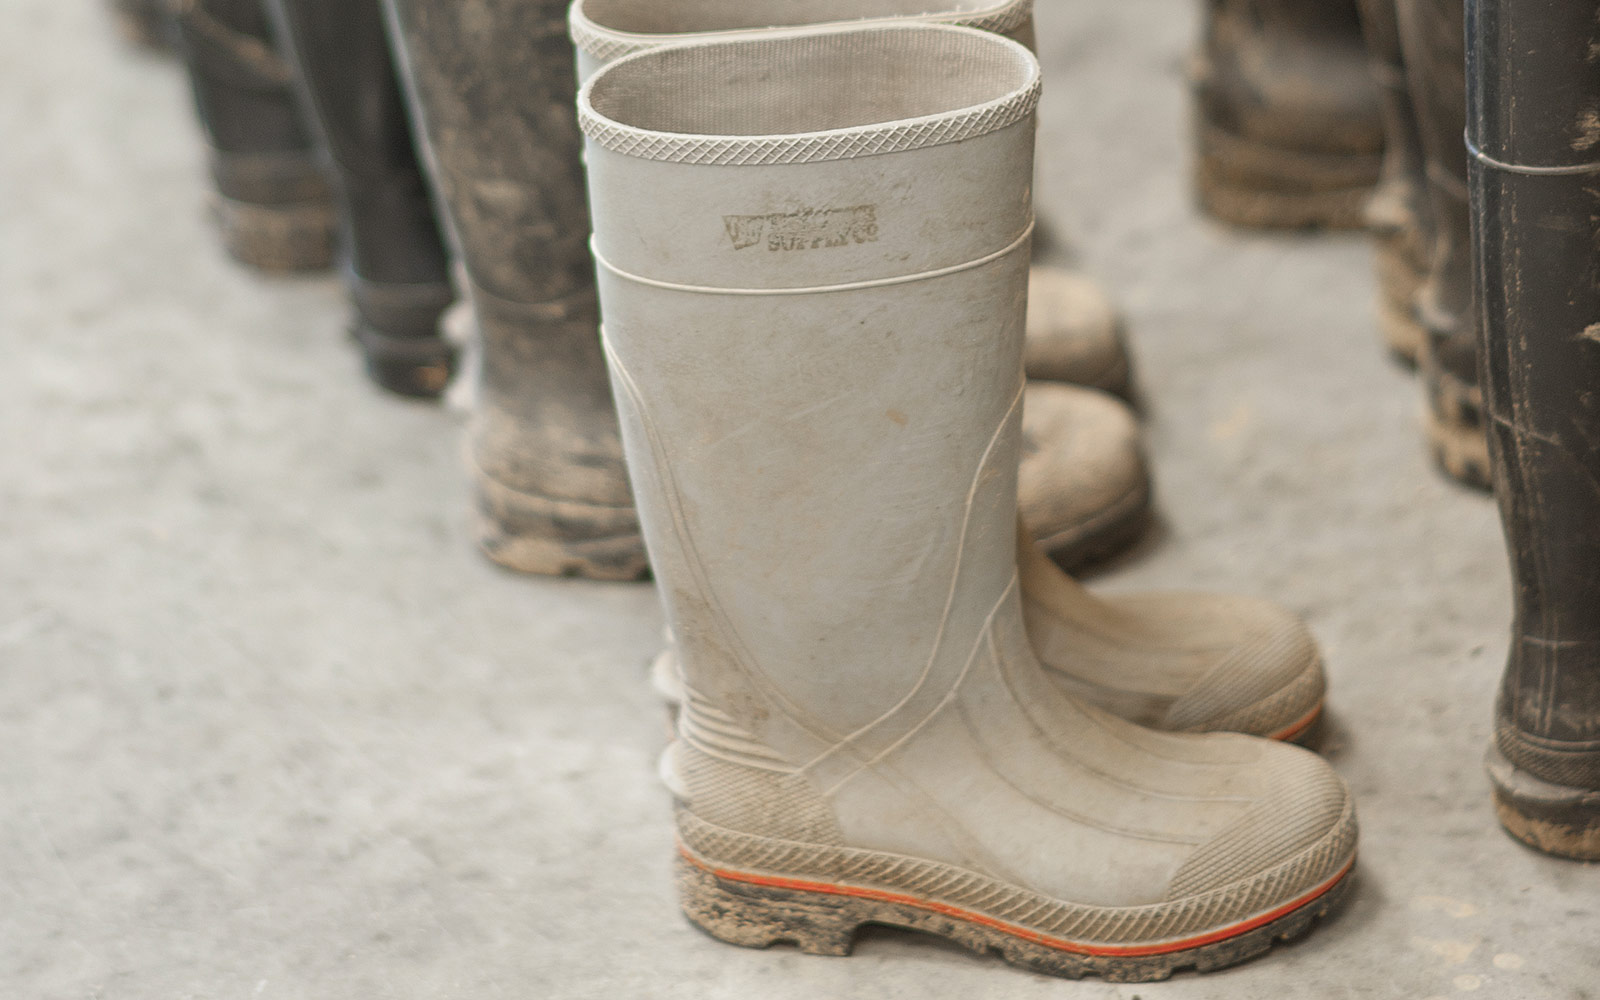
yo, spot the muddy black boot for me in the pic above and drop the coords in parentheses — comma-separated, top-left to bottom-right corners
(171, 0, 335, 272)
(264, 0, 456, 397)
(384, 0, 645, 579)
(1472, 0, 1600, 861)
(1398, 0, 1488, 488)
(109, 0, 179, 51)
(1194, 0, 1385, 229)
(1357, 0, 1432, 365)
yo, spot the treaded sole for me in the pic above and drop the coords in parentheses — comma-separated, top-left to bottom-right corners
(1424, 406, 1490, 491)
(1371, 234, 1426, 367)
(1193, 119, 1380, 231)
(1376, 293, 1425, 368)
(474, 472, 648, 582)
(212, 194, 336, 274)
(677, 847, 1354, 983)
(1486, 743, 1600, 861)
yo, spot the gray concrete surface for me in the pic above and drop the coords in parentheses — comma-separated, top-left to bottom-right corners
(3, 1, 1598, 997)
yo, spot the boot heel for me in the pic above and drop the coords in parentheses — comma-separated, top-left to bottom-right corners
(1193, 117, 1380, 231)
(1487, 744, 1600, 860)
(212, 194, 336, 273)
(675, 852, 858, 957)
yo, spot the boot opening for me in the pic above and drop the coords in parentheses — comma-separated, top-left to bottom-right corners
(575, 0, 1017, 36)
(582, 25, 1037, 137)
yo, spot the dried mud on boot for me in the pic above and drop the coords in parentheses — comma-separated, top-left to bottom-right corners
(677, 849, 1355, 984)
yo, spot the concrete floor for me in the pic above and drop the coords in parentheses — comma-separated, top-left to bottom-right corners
(4, 1, 1598, 997)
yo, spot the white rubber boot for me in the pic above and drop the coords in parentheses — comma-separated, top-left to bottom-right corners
(568, 0, 1133, 397)
(582, 0, 1328, 748)
(582, 26, 1355, 980)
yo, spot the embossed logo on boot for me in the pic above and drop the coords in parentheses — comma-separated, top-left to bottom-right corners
(723, 205, 878, 251)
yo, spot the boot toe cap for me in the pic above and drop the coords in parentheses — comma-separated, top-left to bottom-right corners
(1023, 266, 1130, 394)
(1018, 383, 1150, 558)
(1165, 742, 1356, 906)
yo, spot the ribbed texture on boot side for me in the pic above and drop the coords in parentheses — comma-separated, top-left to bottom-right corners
(568, 0, 1033, 64)
(668, 741, 844, 847)
(1165, 746, 1350, 899)
(577, 25, 1040, 165)
(1160, 615, 1321, 733)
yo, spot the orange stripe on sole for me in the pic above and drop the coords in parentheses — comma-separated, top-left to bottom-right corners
(682, 845, 1355, 959)
(1268, 701, 1324, 743)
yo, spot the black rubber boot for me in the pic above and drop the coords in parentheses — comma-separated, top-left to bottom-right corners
(1398, 0, 1488, 489)
(1194, 0, 1386, 229)
(264, 0, 457, 398)
(1471, 0, 1600, 861)
(171, 0, 335, 272)
(1357, 0, 1432, 365)
(109, 0, 179, 51)
(383, 0, 646, 580)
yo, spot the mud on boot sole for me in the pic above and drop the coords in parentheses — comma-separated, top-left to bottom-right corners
(212, 194, 336, 273)
(1377, 293, 1425, 367)
(1371, 235, 1426, 366)
(354, 322, 456, 398)
(474, 474, 648, 581)
(1423, 365, 1490, 490)
(1487, 743, 1600, 861)
(1194, 119, 1381, 231)
(677, 846, 1354, 983)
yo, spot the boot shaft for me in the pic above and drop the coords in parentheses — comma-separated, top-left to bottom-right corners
(384, 0, 591, 305)
(265, 0, 449, 286)
(582, 25, 1038, 754)
(172, 0, 316, 162)
(1470, 0, 1600, 768)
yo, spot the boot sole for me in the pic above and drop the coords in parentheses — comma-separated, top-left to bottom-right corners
(1194, 119, 1380, 231)
(349, 279, 458, 398)
(474, 470, 649, 582)
(1423, 404, 1490, 491)
(1376, 293, 1425, 368)
(212, 194, 336, 274)
(353, 320, 456, 398)
(1486, 743, 1600, 861)
(1035, 476, 1153, 574)
(1371, 235, 1426, 367)
(677, 835, 1355, 983)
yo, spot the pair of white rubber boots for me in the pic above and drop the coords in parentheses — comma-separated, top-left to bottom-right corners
(574, 3, 1357, 982)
